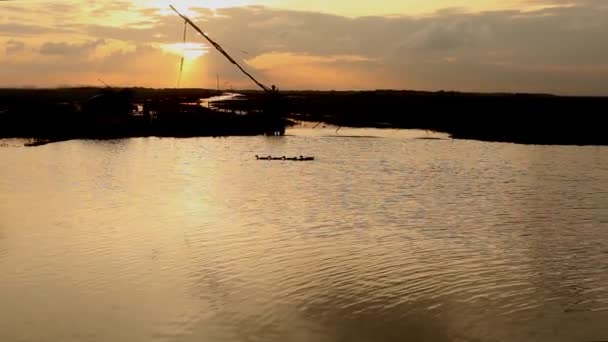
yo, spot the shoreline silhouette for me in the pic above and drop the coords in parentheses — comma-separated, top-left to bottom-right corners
(1, 87, 606, 146)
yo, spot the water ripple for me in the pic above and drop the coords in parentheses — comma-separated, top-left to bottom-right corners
(0, 134, 607, 342)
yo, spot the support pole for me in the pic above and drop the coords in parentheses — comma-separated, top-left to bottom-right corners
(170, 5, 273, 93)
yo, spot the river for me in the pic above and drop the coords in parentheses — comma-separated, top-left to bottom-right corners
(1, 128, 607, 342)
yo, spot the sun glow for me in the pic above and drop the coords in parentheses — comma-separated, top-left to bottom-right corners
(163, 42, 208, 60)
(133, 0, 255, 16)
(159, 42, 208, 88)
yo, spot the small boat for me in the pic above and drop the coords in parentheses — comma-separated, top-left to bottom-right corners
(255, 155, 315, 161)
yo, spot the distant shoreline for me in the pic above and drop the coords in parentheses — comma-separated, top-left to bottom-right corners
(1, 87, 607, 146)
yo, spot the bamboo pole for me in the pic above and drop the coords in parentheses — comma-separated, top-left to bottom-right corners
(169, 5, 272, 93)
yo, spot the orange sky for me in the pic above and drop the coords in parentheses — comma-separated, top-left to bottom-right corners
(1, 0, 608, 95)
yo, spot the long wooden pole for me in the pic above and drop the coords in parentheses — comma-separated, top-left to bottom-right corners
(176, 19, 187, 88)
(169, 5, 272, 93)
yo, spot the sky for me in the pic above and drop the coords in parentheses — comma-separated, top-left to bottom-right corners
(1, 0, 608, 95)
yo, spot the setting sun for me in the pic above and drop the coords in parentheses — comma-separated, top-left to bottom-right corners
(160, 42, 208, 87)
(163, 42, 208, 60)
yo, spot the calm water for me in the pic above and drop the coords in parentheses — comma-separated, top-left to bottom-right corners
(1, 129, 607, 342)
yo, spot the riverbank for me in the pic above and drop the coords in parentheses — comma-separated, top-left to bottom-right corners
(0, 88, 289, 145)
(275, 90, 608, 146)
(2, 88, 606, 146)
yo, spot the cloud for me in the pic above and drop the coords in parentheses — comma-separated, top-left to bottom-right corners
(0, 23, 52, 35)
(43, 3, 75, 13)
(0, 42, 185, 87)
(245, 52, 384, 89)
(75, 2, 608, 63)
(150, 1, 608, 93)
(1, 0, 608, 94)
(39, 39, 106, 56)
(5, 39, 25, 54)
(89, 1, 134, 16)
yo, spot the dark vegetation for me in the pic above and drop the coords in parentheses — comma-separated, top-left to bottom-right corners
(1, 87, 606, 146)
(213, 89, 608, 145)
(0, 87, 287, 144)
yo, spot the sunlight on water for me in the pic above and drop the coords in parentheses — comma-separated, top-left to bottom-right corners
(1, 130, 607, 342)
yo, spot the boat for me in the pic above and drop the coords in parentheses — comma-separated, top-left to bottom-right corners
(255, 155, 315, 161)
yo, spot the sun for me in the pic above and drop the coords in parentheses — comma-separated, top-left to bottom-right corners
(160, 42, 208, 87)
(163, 42, 208, 60)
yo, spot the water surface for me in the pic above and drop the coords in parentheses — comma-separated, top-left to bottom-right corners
(1, 129, 607, 342)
